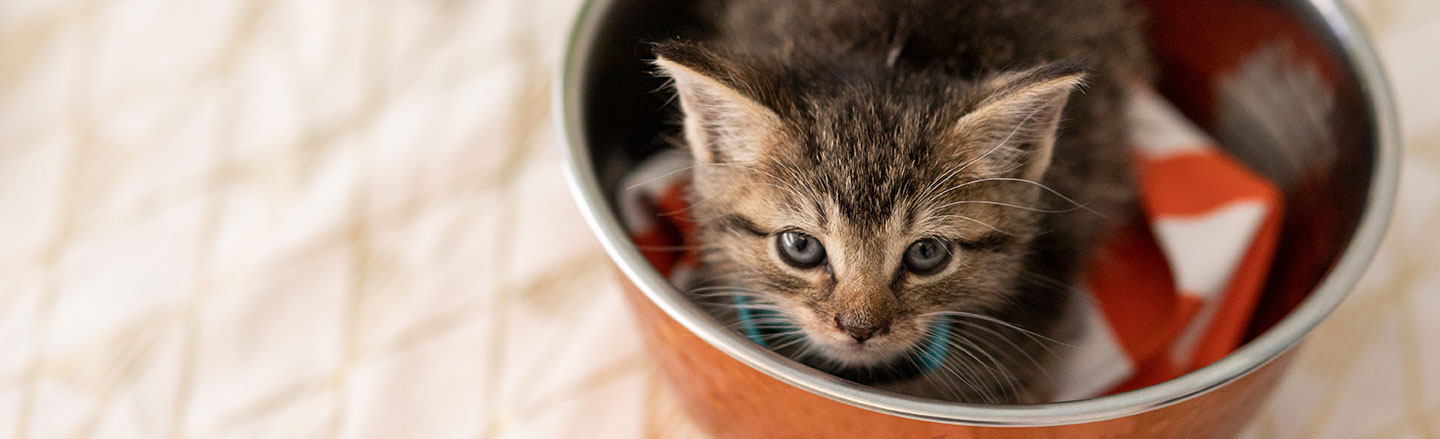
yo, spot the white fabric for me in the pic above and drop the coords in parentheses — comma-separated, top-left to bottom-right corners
(1156, 201, 1269, 364)
(0, 0, 1435, 437)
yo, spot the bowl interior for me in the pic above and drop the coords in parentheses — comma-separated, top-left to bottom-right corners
(563, 0, 1389, 420)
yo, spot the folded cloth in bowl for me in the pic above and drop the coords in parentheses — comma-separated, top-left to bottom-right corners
(616, 84, 1283, 401)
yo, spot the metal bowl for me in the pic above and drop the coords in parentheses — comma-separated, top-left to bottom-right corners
(557, 0, 1398, 436)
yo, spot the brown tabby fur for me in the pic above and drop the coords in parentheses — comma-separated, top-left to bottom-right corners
(652, 0, 1151, 403)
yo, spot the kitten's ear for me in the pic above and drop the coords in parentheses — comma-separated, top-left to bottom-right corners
(955, 62, 1088, 180)
(652, 42, 782, 165)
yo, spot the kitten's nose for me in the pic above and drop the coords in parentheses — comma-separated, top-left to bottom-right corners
(834, 315, 889, 342)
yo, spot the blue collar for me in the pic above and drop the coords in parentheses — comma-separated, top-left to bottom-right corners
(733, 293, 952, 382)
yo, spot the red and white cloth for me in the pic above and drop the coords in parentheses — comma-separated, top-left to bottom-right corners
(618, 85, 1283, 400)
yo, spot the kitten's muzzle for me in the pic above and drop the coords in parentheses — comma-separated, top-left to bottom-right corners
(833, 314, 891, 343)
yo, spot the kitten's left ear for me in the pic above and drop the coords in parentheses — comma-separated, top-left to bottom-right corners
(955, 62, 1088, 181)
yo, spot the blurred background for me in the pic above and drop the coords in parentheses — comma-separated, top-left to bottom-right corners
(0, 0, 1435, 437)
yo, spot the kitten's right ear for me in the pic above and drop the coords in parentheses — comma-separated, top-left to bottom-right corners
(652, 42, 781, 165)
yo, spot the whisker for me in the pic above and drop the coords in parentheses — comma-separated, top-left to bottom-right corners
(952, 334, 1022, 402)
(636, 244, 723, 252)
(755, 149, 823, 204)
(927, 214, 1020, 236)
(915, 104, 1048, 209)
(920, 311, 1073, 348)
(1015, 269, 1079, 292)
(903, 354, 965, 401)
(709, 304, 790, 313)
(623, 163, 703, 192)
(695, 162, 815, 207)
(726, 319, 798, 327)
(923, 176, 1015, 203)
(934, 334, 1007, 402)
(953, 177, 1100, 216)
(932, 199, 1084, 214)
(964, 321, 1059, 385)
(686, 288, 770, 297)
(656, 180, 809, 218)
(791, 339, 819, 360)
(686, 285, 771, 294)
(760, 328, 807, 335)
(768, 334, 811, 351)
(912, 329, 992, 403)
(689, 294, 775, 302)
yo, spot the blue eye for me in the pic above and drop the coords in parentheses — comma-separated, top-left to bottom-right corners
(903, 238, 951, 274)
(777, 231, 826, 269)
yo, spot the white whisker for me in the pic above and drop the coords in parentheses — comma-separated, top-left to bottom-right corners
(920, 311, 1073, 348)
(932, 199, 1084, 214)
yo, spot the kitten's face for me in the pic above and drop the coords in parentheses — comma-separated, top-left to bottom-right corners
(655, 43, 1084, 373)
(699, 164, 1040, 368)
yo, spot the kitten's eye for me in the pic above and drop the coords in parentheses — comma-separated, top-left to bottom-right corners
(777, 231, 826, 269)
(903, 238, 951, 274)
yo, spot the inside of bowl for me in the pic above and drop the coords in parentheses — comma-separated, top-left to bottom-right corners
(577, 0, 1378, 367)
(1142, 0, 1377, 341)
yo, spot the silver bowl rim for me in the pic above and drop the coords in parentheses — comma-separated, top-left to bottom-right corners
(553, 0, 1400, 427)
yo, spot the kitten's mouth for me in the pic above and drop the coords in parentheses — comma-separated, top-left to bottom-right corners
(733, 294, 952, 385)
(812, 318, 953, 385)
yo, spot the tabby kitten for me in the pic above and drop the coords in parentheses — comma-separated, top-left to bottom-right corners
(654, 0, 1149, 403)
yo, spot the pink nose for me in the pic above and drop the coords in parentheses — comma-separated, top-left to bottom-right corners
(834, 315, 889, 342)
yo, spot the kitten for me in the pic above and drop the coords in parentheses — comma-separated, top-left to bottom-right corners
(653, 0, 1149, 403)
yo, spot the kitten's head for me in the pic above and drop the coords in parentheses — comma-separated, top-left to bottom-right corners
(653, 42, 1085, 375)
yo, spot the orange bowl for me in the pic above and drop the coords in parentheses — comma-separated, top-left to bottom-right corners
(557, 0, 1399, 437)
